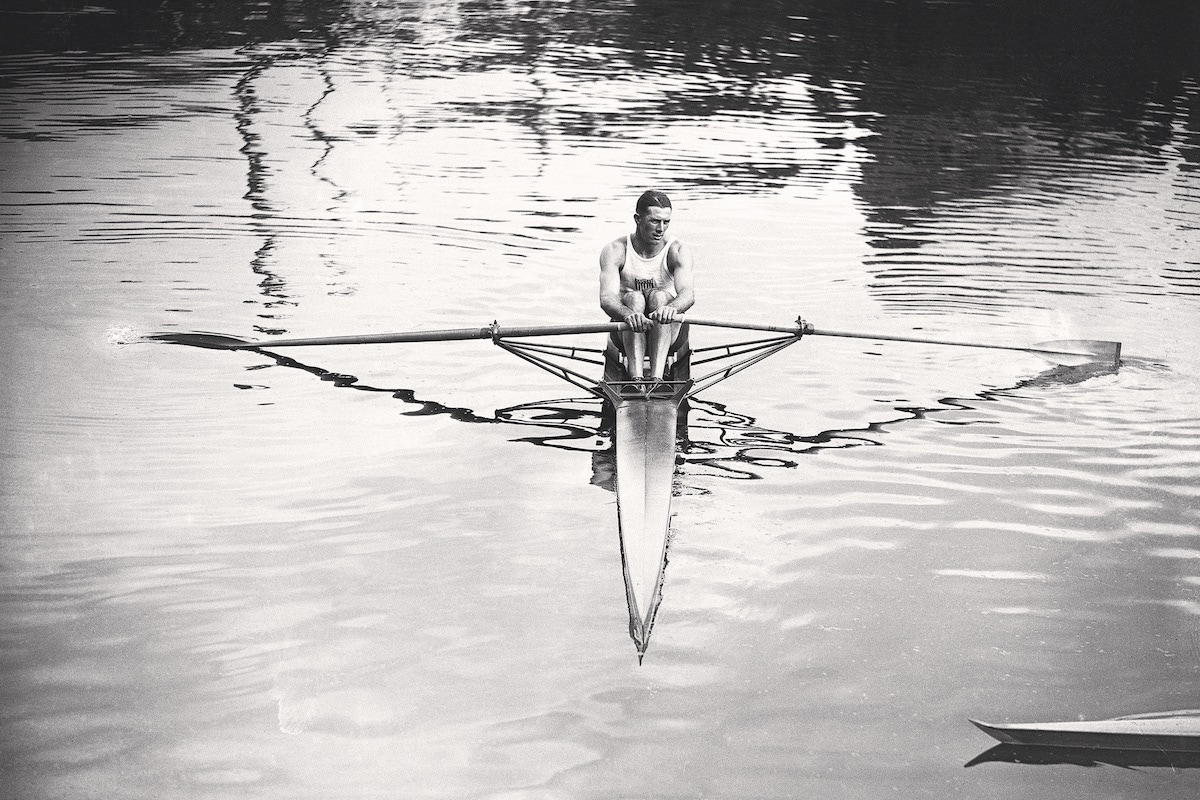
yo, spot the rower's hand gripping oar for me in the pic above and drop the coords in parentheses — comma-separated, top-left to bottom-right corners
(679, 316, 1121, 368)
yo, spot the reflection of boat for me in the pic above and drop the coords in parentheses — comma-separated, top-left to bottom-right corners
(965, 743, 1200, 769)
(970, 712, 1200, 752)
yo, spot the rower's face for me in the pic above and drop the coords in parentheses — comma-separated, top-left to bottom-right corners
(635, 206, 672, 243)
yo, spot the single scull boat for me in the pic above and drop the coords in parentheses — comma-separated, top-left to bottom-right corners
(152, 315, 1120, 658)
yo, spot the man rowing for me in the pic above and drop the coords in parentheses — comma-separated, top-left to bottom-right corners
(599, 190, 695, 385)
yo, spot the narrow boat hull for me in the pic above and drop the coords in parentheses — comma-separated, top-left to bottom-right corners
(971, 713, 1200, 753)
(604, 382, 688, 658)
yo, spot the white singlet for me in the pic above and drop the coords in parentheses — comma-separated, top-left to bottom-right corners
(621, 235, 677, 296)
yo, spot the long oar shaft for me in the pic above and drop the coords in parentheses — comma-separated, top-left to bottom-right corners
(679, 316, 804, 335)
(194, 322, 628, 349)
(253, 326, 494, 347)
(808, 327, 1075, 356)
(683, 315, 1044, 351)
(680, 316, 1111, 361)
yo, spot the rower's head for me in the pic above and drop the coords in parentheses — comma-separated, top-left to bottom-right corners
(634, 190, 672, 244)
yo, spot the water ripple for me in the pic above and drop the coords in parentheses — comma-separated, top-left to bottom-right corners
(934, 569, 1051, 582)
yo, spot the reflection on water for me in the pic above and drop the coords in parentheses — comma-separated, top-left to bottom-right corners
(967, 744, 1200, 770)
(3, 1, 1200, 799)
(190, 340, 1126, 481)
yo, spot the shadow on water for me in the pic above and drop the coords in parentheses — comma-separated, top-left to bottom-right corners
(150, 335, 1123, 489)
(966, 744, 1200, 770)
(239, 349, 502, 426)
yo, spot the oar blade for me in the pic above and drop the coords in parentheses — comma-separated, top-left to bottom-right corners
(1030, 339, 1121, 368)
(145, 332, 257, 350)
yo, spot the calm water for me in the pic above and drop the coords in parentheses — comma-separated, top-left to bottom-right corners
(2, 1, 1199, 798)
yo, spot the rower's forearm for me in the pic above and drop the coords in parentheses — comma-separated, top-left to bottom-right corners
(600, 295, 632, 319)
(667, 289, 695, 313)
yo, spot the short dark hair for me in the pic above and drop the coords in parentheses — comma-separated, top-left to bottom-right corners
(635, 190, 672, 216)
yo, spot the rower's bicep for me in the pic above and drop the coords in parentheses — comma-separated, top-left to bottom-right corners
(599, 245, 623, 296)
(669, 243, 695, 290)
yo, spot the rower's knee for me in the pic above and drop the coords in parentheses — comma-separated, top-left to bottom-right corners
(646, 290, 674, 311)
(622, 291, 647, 313)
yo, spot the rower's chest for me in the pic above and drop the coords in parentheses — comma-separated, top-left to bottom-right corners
(622, 247, 670, 280)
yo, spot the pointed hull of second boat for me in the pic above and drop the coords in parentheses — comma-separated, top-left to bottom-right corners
(971, 715, 1200, 752)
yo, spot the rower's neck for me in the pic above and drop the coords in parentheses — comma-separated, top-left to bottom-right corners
(630, 232, 666, 258)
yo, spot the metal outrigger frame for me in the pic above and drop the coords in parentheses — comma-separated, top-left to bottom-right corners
(491, 326, 805, 400)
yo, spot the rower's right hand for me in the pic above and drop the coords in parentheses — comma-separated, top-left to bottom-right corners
(623, 312, 650, 332)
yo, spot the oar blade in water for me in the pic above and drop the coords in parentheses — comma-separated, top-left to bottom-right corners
(146, 332, 257, 350)
(1030, 339, 1121, 368)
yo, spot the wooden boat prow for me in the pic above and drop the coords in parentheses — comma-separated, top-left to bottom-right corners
(971, 711, 1200, 752)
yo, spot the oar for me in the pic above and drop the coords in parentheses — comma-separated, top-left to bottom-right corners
(150, 316, 1121, 368)
(679, 316, 1121, 368)
(147, 321, 628, 350)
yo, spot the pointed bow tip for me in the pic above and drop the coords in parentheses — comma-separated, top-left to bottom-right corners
(630, 627, 651, 662)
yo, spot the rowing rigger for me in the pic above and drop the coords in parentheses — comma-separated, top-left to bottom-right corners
(152, 317, 1121, 659)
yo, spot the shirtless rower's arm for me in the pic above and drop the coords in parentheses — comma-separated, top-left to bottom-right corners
(653, 240, 695, 325)
(599, 237, 642, 330)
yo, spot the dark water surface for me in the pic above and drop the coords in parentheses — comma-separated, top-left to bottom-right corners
(2, 2, 1199, 798)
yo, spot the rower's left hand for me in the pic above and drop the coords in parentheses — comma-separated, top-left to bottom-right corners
(649, 307, 678, 324)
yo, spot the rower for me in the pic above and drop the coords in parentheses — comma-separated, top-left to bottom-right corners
(599, 190, 695, 385)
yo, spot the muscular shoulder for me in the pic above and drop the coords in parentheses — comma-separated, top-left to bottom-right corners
(666, 238, 689, 269)
(599, 236, 627, 268)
